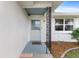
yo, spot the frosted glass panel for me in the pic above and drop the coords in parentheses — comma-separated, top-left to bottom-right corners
(31, 20, 40, 30)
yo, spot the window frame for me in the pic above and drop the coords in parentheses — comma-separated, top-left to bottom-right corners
(55, 18, 74, 33)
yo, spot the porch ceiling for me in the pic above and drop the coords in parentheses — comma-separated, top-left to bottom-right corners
(18, 1, 62, 11)
(25, 8, 48, 15)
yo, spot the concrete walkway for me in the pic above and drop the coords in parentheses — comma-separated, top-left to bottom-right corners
(20, 42, 53, 58)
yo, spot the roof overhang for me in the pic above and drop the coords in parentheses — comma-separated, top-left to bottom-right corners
(53, 13, 79, 18)
(52, 1, 63, 11)
(18, 1, 62, 10)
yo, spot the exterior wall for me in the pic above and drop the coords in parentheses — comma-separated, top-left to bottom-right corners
(0, 2, 30, 57)
(51, 17, 79, 42)
(41, 15, 46, 42)
(29, 15, 46, 42)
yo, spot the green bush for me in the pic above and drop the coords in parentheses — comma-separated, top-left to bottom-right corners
(71, 28, 79, 42)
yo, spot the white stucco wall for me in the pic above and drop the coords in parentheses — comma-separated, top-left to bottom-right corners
(28, 15, 46, 42)
(0, 2, 30, 57)
(51, 17, 79, 42)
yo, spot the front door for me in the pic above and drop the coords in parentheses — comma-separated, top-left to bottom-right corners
(31, 20, 41, 43)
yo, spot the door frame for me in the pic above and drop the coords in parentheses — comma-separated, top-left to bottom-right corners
(30, 19, 41, 43)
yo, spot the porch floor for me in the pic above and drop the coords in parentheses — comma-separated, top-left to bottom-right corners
(20, 41, 52, 58)
(51, 41, 79, 58)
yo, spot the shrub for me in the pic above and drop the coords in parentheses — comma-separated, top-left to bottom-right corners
(71, 28, 79, 44)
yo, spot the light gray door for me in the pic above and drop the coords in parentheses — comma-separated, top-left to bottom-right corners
(31, 20, 41, 42)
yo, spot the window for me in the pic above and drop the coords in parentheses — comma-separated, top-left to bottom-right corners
(31, 20, 40, 30)
(55, 19, 63, 31)
(55, 19, 73, 31)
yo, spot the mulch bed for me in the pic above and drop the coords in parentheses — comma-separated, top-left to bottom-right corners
(50, 41, 79, 58)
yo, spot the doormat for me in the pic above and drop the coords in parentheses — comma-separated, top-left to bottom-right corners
(32, 41, 41, 44)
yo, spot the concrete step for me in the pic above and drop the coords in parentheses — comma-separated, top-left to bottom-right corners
(33, 54, 53, 58)
(20, 53, 53, 58)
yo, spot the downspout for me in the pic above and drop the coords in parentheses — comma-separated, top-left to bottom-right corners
(48, 7, 52, 53)
(46, 7, 51, 54)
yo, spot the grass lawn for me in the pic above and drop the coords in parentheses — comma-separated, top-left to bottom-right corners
(64, 49, 79, 58)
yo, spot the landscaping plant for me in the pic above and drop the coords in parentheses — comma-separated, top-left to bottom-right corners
(71, 28, 79, 44)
